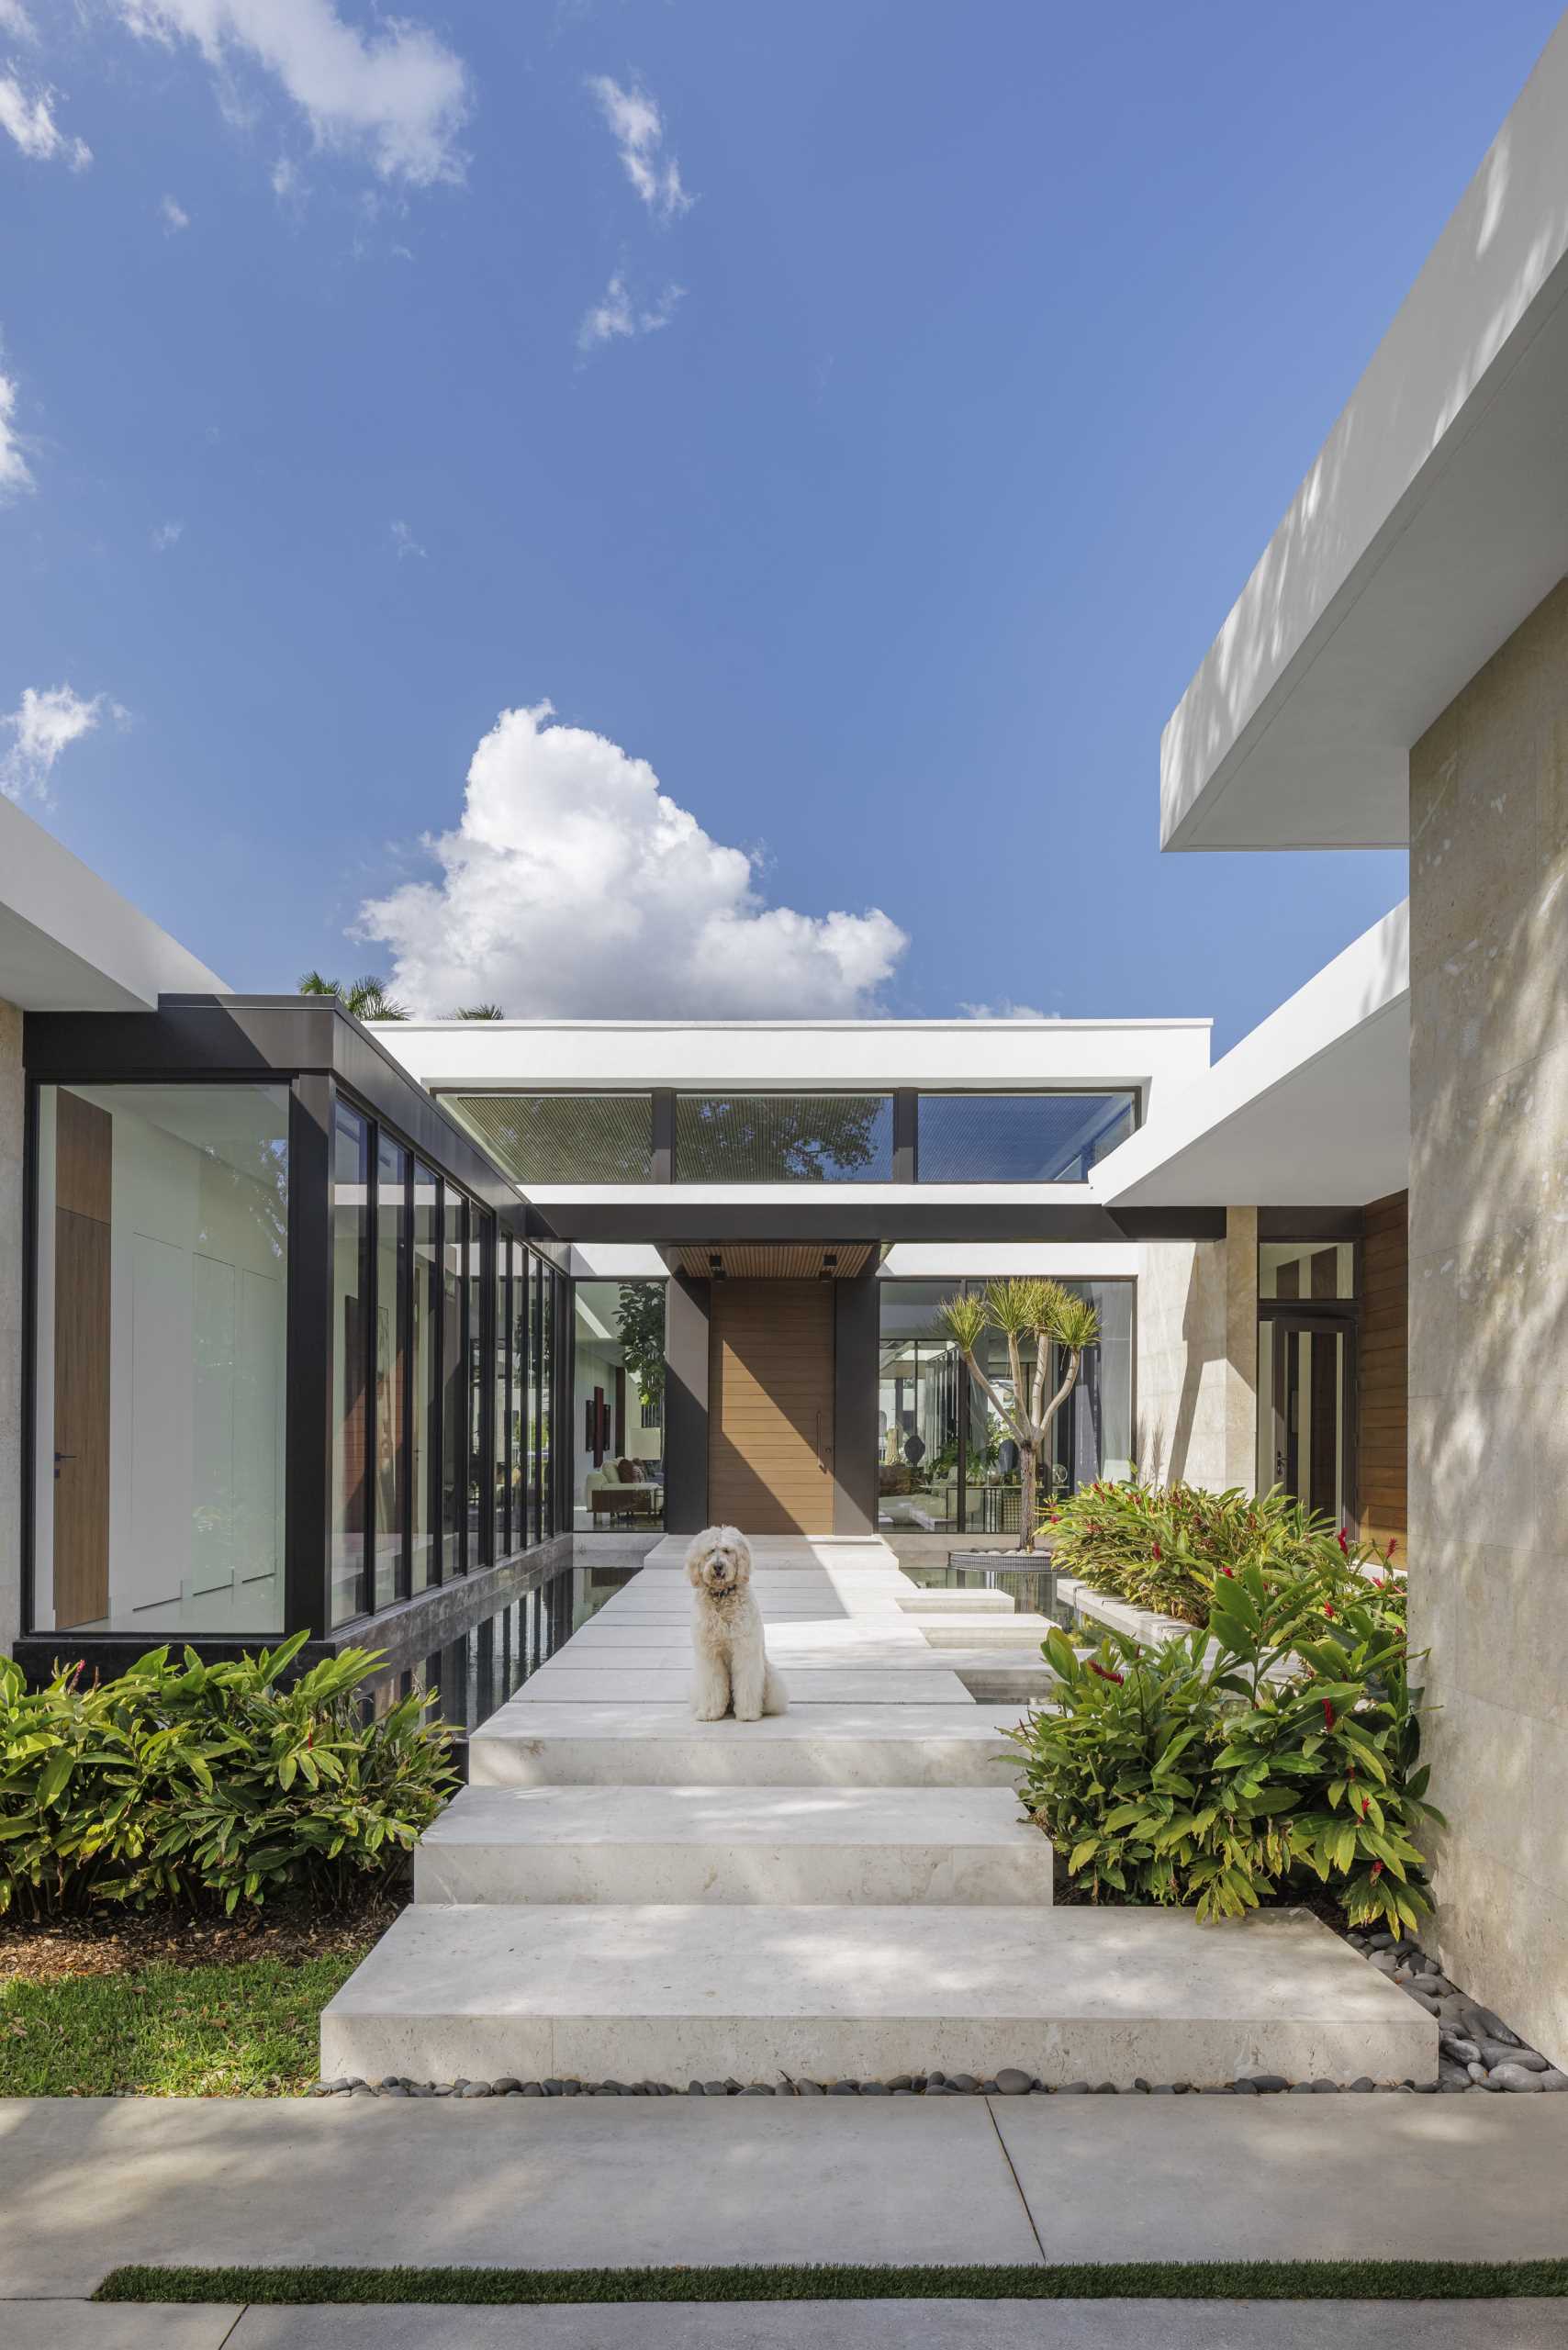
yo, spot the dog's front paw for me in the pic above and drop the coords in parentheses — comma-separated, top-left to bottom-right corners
(732, 1706, 762, 1723)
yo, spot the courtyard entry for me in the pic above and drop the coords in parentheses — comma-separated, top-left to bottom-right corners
(708, 1279, 834, 1533)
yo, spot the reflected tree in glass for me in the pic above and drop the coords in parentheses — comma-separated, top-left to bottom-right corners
(938, 1279, 1099, 1551)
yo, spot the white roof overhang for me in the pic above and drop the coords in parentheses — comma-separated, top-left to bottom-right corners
(1161, 19, 1568, 852)
(1092, 903, 1408, 1207)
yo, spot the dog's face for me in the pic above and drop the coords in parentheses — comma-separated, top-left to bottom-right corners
(686, 1525, 752, 1596)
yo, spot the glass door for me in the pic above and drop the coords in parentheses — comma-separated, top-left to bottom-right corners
(1259, 1315, 1350, 1524)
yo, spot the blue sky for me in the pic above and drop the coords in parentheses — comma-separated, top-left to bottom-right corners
(1, 1, 1560, 1045)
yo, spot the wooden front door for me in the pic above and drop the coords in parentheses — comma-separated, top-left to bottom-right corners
(709, 1280, 834, 1534)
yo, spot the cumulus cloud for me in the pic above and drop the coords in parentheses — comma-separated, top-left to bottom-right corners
(958, 1000, 1058, 1020)
(355, 701, 909, 1019)
(577, 273, 683, 353)
(388, 517, 424, 558)
(116, 0, 469, 187)
(588, 74, 691, 221)
(0, 73, 92, 166)
(0, 684, 105, 801)
(151, 518, 184, 549)
(0, 357, 32, 498)
(160, 192, 190, 229)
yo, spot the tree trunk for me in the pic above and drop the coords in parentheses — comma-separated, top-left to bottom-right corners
(1018, 1443, 1037, 1552)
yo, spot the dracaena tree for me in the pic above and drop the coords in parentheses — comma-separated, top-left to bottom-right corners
(937, 1278, 1100, 1551)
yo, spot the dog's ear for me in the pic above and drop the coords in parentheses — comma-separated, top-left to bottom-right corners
(685, 1529, 714, 1586)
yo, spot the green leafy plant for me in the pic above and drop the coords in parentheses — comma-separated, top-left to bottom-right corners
(297, 970, 409, 1021)
(937, 1280, 1100, 1551)
(614, 1281, 666, 1415)
(0, 1633, 456, 1921)
(1013, 1561, 1439, 1933)
(1045, 1478, 1404, 1628)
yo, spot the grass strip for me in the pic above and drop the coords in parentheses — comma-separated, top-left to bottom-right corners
(0, 1952, 366, 2098)
(94, 2260, 1568, 2306)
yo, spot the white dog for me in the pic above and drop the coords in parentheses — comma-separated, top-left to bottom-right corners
(686, 1526, 789, 1721)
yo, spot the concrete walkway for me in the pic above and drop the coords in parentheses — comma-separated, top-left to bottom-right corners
(4, 2097, 1566, 2299)
(321, 1536, 1432, 2087)
(9, 2300, 1568, 2350)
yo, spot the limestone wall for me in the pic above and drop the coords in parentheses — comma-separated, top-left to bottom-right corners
(0, 1001, 20, 1655)
(1408, 575, 1568, 2068)
(1135, 1214, 1257, 1491)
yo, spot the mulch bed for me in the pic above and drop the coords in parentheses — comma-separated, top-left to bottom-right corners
(0, 1896, 406, 1986)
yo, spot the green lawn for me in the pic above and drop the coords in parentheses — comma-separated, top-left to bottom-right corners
(0, 1950, 367, 2097)
(94, 2260, 1568, 2306)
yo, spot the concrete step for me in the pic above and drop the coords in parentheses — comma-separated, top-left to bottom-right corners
(320, 1904, 1435, 2088)
(896, 1587, 1017, 1614)
(468, 1700, 1022, 1787)
(642, 1536, 901, 1572)
(415, 1785, 1054, 1907)
(513, 1666, 980, 1706)
(919, 1617, 1054, 1651)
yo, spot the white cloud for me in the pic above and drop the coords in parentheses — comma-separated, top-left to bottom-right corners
(355, 700, 909, 1019)
(0, 2, 38, 39)
(388, 518, 424, 559)
(116, 0, 469, 187)
(588, 74, 692, 221)
(577, 272, 684, 352)
(270, 153, 302, 202)
(0, 73, 92, 166)
(0, 684, 105, 801)
(160, 192, 190, 229)
(0, 357, 32, 498)
(151, 518, 184, 549)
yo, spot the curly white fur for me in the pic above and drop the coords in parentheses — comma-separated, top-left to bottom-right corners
(686, 1526, 789, 1721)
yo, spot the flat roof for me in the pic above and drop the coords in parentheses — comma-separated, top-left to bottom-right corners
(1092, 903, 1408, 1207)
(0, 797, 226, 1011)
(1161, 17, 1568, 852)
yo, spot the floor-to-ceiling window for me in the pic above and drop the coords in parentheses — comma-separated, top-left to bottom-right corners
(31, 1081, 289, 1637)
(573, 1280, 666, 1530)
(875, 1277, 1133, 1538)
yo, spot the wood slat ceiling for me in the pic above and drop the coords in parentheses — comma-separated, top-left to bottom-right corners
(664, 1242, 877, 1281)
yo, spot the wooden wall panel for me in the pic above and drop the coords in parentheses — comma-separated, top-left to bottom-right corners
(53, 1091, 113, 1628)
(709, 1280, 834, 1534)
(1358, 1190, 1407, 1561)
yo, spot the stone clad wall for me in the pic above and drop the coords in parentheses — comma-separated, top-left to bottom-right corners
(1135, 1214, 1257, 1491)
(1408, 575, 1568, 2068)
(0, 1001, 20, 1656)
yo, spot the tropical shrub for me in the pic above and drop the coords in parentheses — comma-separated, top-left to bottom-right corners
(0, 1633, 457, 1920)
(1013, 1560, 1440, 1933)
(1044, 1478, 1402, 1628)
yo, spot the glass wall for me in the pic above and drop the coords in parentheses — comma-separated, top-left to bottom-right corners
(442, 1093, 654, 1184)
(32, 1082, 289, 1636)
(410, 1161, 440, 1595)
(675, 1096, 894, 1181)
(440, 1184, 465, 1577)
(916, 1094, 1137, 1182)
(875, 1278, 1133, 1538)
(1258, 1238, 1357, 1521)
(373, 1133, 409, 1612)
(330, 1102, 371, 1626)
(574, 1280, 666, 1529)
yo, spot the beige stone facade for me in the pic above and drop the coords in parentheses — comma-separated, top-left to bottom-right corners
(0, 1000, 21, 1657)
(1408, 575, 1568, 2069)
(1134, 1213, 1257, 1490)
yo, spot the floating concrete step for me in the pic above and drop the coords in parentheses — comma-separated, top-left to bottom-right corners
(415, 1785, 1054, 1907)
(513, 1666, 980, 1707)
(896, 1587, 1016, 1614)
(468, 1700, 1022, 1788)
(320, 1905, 1435, 2088)
(919, 1617, 1054, 1651)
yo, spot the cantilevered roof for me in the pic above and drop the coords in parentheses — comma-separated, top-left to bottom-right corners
(1161, 18, 1568, 852)
(1092, 904, 1408, 1207)
(0, 796, 226, 1011)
